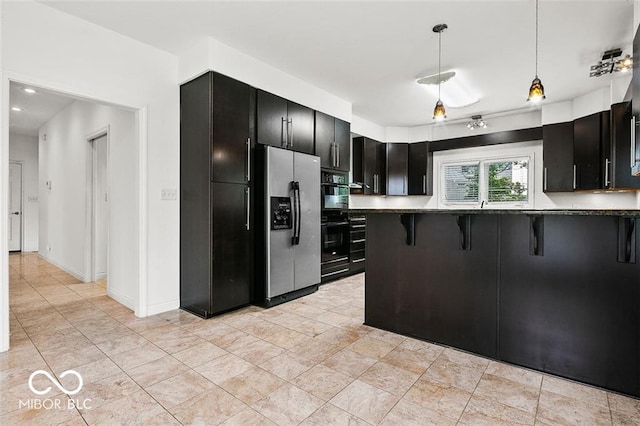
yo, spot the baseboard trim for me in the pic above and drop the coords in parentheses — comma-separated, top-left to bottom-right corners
(145, 299, 180, 317)
(107, 287, 135, 311)
(37, 253, 85, 282)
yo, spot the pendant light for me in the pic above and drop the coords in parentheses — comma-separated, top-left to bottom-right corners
(527, 0, 545, 102)
(433, 23, 448, 121)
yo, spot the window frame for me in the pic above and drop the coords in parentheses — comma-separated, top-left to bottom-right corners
(440, 154, 533, 209)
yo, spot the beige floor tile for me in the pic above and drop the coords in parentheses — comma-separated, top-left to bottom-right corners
(108, 342, 167, 371)
(382, 346, 435, 375)
(301, 403, 369, 425)
(474, 373, 540, 414)
(241, 319, 287, 340)
(146, 370, 215, 409)
(485, 361, 543, 389)
(169, 385, 247, 425)
(359, 360, 420, 396)
(220, 407, 277, 426)
(459, 393, 535, 425)
(1, 402, 86, 425)
(330, 379, 400, 424)
(404, 375, 472, 420)
(171, 339, 227, 368)
(347, 335, 398, 359)
(56, 357, 122, 389)
(288, 337, 341, 363)
(322, 348, 377, 378)
(263, 327, 311, 349)
(541, 375, 609, 408)
(316, 311, 353, 327)
(211, 329, 261, 352)
(251, 383, 324, 425)
(194, 353, 253, 385)
(77, 371, 142, 412)
(292, 364, 354, 401)
(126, 355, 190, 388)
(80, 389, 166, 425)
(263, 312, 308, 329)
(440, 348, 490, 370)
(380, 399, 457, 426)
(536, 389, 611, 426)
(95, 333, 150, 357)
(366, 327, 407, 346)
(220, 367, 287, 404)
(608, 392, 640, 423)
(422, 354, 486, 393)
(259, 352, 315, 381)
(291, 319, 334, 337)
(231, 339, 285, 365)
(138, 411, 182, 425)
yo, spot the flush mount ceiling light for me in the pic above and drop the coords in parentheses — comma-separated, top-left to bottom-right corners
(417, 71, 479, 108)
(589, 48, 633, 77)
(527, 0, 546, 102)
(467, 115, 487, 130)
(11, 106, 22, 112)
(432, 23, 448, 121)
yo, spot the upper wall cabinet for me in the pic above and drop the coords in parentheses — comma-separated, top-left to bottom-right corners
(386, 143, 408, 196)
(608, 102, 640, 189)
(315, 111, 351, 172)
(408, 141, 433, 196)
(573, 111, 607, 191)
(256, 90, 314, 155)
(352, 136, 385, 195)
(543, 121, 574, 192)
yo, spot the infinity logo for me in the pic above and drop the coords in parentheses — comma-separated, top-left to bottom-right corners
(28, 370, 84, 396)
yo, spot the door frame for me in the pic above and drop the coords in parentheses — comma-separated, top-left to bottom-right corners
(8, 160, 23, 252)
(1, 73, 149, 353)
(86, 127, 110, 283)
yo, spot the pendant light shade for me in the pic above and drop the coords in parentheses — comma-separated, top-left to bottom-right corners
(433, 23, 448, 120)
(527, 0, 545, 102)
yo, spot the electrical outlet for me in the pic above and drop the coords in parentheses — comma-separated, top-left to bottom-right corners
(161, 188, 177, 200)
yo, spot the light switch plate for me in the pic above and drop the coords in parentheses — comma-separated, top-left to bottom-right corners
(161, 188, 177, 200)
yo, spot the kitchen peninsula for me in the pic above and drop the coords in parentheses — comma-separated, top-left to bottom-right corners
(353, 208, 640, 397)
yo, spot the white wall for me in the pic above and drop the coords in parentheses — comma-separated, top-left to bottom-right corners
(179, 37, 352, 122)
(38, 100, 137, 309)
(1, 0, 181, 355)
(9, 133, 38, 251)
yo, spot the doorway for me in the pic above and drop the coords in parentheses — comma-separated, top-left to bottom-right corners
(8, 162, 23, 252)
(89, 132, 109, 282)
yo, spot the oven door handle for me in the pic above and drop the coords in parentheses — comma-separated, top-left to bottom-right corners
(323, 221, 349, 227)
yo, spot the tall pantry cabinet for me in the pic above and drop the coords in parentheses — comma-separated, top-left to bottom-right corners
(180, 72, 254, 318)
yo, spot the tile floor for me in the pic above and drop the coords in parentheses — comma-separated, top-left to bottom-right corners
(2, 252, 639, 425)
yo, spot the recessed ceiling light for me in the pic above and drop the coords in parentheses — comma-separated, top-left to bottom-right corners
(11, 107, 22, 112)
(24, 88, 36, 94)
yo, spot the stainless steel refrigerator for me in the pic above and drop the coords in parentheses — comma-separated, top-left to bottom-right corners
(257, 145, 321, 307)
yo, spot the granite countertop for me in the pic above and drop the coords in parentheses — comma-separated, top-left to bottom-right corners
(348, 208, 640, 216)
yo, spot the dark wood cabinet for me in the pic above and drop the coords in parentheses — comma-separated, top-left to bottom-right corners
(180, 72, 253, 318)
(352, 136, 385, 195)
(408, 142, 433, 195)
(543, 121, 574, 192)
(256, 90, 314, 154)
(315, 111, 351, 172)
(608, 102, 640, 189)
(386, 143, 408, 195)
(574, 112, 606, 190)
(633, 24, 640, 174)
(365, 213, 499, 358)
(499, 215, 639, 396)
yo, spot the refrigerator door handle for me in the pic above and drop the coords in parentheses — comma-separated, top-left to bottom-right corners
(291, 181, 299, 245)
(294, 181, 301, 245)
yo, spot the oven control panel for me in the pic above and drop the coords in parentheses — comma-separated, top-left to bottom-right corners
(271, 197, 292, 230)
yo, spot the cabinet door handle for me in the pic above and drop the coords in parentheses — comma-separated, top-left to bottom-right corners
(604, 158, 611, 187)
(336, 143, 340, 168)
(632, 116, 637, 168)
(573, 164, 577, 190)
(543, 167, 548, 191)
(246, 138, 251, 182)
(331, 143, 337, 168)
(423, 175, 426, 194)
(281, 117, 287, 147)
(288, 118, 293, 148)
(245, 187, 250, 231)
(373, 174, 378, 194)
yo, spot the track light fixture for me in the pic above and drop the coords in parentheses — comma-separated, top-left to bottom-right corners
(590, 49, 633, 77)
(467, 115, 487, 130)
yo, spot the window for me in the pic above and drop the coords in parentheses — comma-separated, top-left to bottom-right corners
(441, 157, 531, 208)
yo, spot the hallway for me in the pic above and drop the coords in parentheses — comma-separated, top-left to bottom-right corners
(1, 253, 639, 425)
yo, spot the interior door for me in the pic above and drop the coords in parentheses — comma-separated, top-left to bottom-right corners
(8, 162, 22, 252)
(94, 135, 108, 280)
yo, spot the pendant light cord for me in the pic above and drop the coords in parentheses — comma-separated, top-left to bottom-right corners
(438, 29, 442, 100)
(535, 0, 538, 77)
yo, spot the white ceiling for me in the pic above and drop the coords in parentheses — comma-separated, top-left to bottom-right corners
(9, 83, 74, 137)
(33, 1, 636, 127)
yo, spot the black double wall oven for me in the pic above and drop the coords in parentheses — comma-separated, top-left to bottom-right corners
(321, 171, 351, 282)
